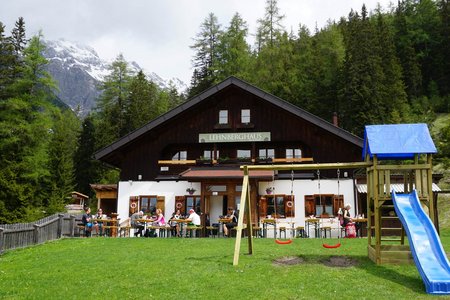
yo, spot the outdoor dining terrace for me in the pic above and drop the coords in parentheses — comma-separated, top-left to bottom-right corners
(0, 213, 368, 254)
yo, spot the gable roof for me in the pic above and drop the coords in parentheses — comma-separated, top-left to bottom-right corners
(362, 123, 437, 160)
(95, 76, 362, 161)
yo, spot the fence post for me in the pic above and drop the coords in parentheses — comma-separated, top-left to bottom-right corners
(33, 224, 40, 244)
(57, 214, 64, 239)
(70, 215, 75, 237)
(0, 228, 4, 255)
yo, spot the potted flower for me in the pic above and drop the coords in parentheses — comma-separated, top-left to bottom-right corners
(266, 187, 274, 194)
(186, 187, 196, 195)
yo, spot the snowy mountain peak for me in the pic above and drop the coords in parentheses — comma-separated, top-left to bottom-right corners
(42, 39, 186, 116)
(44, 39, 110, 82)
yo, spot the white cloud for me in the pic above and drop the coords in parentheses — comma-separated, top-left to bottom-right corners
(1, 0, 394, 84)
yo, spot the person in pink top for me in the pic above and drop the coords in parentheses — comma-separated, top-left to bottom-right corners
(153, 208, 166, 226)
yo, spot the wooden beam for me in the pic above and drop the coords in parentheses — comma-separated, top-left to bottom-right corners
(233, 166, 252, 266)
(240, 161, 371, 171)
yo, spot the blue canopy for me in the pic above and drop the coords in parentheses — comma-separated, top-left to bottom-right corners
(363, 124, 437, 160)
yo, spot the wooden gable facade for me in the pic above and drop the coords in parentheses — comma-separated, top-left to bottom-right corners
(96, 76, 362, 180)
(94, 77, 363, 231)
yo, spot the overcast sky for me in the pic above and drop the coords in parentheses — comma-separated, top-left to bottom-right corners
(1, 0, 394, 84)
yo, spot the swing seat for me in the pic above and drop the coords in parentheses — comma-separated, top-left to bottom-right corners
(322, 242, 341, 249)
(275, 239, 293, 245)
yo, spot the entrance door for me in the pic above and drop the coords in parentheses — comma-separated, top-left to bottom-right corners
(209, 195, 226, 225)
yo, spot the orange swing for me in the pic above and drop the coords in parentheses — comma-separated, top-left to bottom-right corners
(320, 169, 341, 249)
(275, 170, 294, 245)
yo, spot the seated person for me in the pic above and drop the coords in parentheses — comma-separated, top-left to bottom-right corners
(169, 209, 182, 237)
(81, 207, 93, 237)
(185, 208, 201, 237)
(131, 211, 145, 237)
(186, 209, 201, 226)
(223, 207, 238, 237)
(93, 208, 106, 236)
(152, 208, 166, 226)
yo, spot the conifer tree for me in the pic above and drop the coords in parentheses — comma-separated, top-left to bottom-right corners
(125, 70, 160, 131)
(45, 109, 80, 214)
(374, 9, 409, 122)
(214, 13, 252, 81)
(95, 54, 134, 146)
(188, 13, 223, 97)
(0, 33, 57, 222)
(255, 0, 285, 49)
(10, 17, 27, 56)
(74, 114, 105, 198)
(339, 6, 385, 135)
(393, 1, 422, 100)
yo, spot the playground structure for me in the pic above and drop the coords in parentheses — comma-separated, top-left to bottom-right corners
(233, 123, 450, 294)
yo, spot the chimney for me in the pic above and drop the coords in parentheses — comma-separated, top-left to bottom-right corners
(332, 112, 338, 127)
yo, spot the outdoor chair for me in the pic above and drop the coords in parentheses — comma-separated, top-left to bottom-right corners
(279, 226, 287, 239)
(320, 226, 331, 238)
(206, 226, 218, 238)
(296, 226, 306, 238)
(186, 225, 202, 237)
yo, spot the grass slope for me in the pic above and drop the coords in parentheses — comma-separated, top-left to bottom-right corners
(1, 233, 449, 299)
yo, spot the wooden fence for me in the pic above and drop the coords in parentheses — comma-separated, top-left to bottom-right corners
(0, 213, 83, 254)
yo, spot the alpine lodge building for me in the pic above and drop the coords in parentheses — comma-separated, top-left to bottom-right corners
(93, 76, 366, 237)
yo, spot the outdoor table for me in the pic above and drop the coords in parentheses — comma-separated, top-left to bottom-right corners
(135, 218, 155, 231)
(169, 218, 191, 237)
(261, 218, 277, 238)
(305, 218, 320, 238)
(93, 218, 119, 237)
(352, 218, 367, 237)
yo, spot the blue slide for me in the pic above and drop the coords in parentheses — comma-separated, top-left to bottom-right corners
(392, 190, 450, 294)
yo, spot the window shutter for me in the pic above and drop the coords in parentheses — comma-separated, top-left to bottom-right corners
(258, 196, 267, 218)
(332, 195, 344, 216)
(129, 196, 139, 216)
(304, 195, 315, 217)
(175, 196, 185, 214)
(285, 195, 295, 217)
(157, 196, 165, 212)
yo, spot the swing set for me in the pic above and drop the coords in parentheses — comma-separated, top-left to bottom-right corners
(233, 162, 371, 266)
(274, 170, 294, 245)
(317, 169, 342, 249)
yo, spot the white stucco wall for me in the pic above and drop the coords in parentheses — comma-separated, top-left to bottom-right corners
(258, 178, 356, 227)
(117, 181, 201, 223)
(116, 179, 356, 234)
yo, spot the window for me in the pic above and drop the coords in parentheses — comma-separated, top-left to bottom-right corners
(237, 149, 251, 158)
(172, 150, 187, 160)
(304, 194, 343, 217)
(139, 196, 157, 215)
(186, 196, 201, 213)
(203, 150, 219, 160)
(219, 110, 228, 124)
(286, 148, 302, 159)
(175, 195, 201, 215)
(258, 195, 295, 219)
(241, 109, 250, 123)
(258, 148, 275, 159)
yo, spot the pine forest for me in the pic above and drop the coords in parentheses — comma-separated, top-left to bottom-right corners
(0, 0, 449, 223)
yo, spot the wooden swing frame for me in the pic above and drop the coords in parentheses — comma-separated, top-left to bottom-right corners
(233, 162, 371, 266)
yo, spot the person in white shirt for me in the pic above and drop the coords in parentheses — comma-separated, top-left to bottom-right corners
(186, 209, 201, 226)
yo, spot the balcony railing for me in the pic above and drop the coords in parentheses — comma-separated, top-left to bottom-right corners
(158, 157, 313, 166)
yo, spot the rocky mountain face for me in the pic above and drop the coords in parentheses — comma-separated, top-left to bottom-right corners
(42, 39, 186, 117)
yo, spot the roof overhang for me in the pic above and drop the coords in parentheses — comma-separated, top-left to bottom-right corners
(180, 168, 274, 180)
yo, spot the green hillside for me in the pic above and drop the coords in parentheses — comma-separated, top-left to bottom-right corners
(433, 114, 450, 229)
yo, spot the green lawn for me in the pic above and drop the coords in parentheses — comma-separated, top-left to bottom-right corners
(1, 232, 449, 300)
